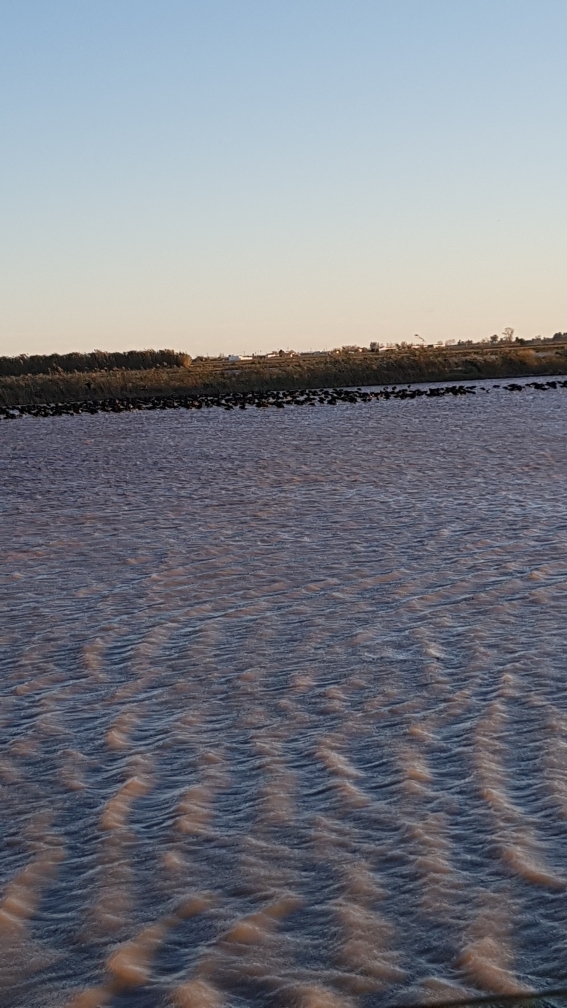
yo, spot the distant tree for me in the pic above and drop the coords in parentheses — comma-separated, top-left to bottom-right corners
(502, 327, 515, 342)
(490, 335, 499, 343)
(0, 347, 189, 377)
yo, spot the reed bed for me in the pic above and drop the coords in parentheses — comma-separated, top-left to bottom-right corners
(1, 344, 566, 408)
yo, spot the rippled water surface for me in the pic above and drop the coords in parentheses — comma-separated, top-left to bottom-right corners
(2, 382, 567, 1008)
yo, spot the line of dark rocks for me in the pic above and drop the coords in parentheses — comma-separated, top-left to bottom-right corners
(2, 379, 566, 419)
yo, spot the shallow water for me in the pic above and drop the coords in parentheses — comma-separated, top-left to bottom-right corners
(2, 381, 567, 1008)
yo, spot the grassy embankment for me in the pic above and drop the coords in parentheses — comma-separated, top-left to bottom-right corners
(1, 344, 567, 408)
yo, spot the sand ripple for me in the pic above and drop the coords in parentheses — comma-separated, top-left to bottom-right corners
(1, 380, 567, 1006)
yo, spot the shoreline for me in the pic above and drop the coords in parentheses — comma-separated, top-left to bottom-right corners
(2, 376, 566, 420)
(1, 343, 566, 410)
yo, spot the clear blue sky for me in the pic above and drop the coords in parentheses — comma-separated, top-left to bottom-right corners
(1, 0, 566, 357)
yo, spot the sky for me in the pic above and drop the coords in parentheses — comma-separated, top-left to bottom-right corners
(1, 0, 567, 358)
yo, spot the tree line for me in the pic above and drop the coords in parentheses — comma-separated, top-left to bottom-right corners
(0, 348, 191, 377)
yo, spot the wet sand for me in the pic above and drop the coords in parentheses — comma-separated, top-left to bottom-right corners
(1, 380, 567, 1007)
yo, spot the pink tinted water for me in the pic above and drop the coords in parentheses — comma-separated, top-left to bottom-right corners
(1, 383, 567, 1008)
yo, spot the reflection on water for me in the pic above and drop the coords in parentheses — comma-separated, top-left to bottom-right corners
(1, 381, 567, 1008)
